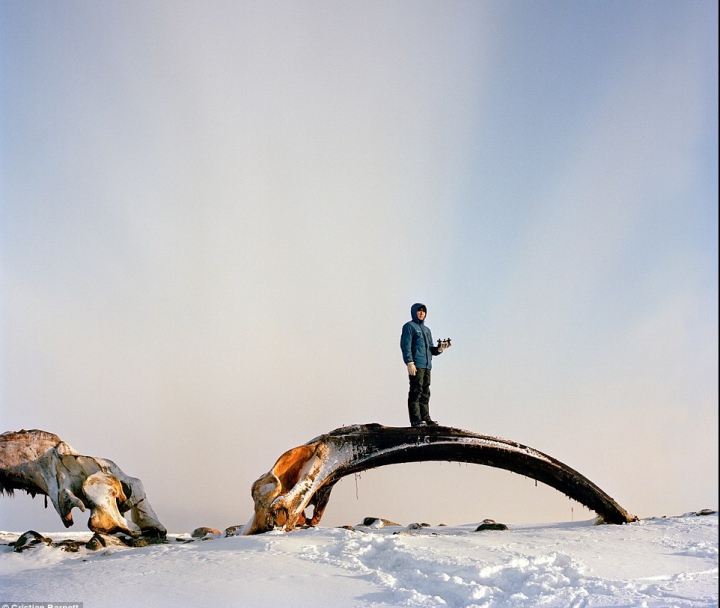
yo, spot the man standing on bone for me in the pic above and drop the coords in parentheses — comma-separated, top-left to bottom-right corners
(400, 303, 451, 427)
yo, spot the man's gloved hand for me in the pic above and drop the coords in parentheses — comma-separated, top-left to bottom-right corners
(407, 362, 417, 376)
(437, 338, 452, 353)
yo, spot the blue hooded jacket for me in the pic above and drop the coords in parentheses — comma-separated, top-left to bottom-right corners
(400, 303, 440, 370)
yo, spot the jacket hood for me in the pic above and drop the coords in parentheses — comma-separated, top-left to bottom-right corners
(411, 303, 427, 323)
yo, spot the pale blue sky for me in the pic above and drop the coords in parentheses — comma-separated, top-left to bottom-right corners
(1, 1, 717, 532)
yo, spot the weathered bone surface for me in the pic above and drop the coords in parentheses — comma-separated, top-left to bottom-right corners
(242, 424, 637, 535)
(0, 429, 166, 537)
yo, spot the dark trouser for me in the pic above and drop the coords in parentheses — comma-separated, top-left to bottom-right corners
(407, 368, 431, 424)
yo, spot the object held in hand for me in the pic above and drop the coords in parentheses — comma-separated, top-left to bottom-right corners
(437, 338, 452, 350)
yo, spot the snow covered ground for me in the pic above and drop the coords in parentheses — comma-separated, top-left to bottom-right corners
(1, 512, 717, 608)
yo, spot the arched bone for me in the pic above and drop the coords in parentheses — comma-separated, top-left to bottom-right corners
(242, 424, 636, 535)
(0, 429, 166, 537)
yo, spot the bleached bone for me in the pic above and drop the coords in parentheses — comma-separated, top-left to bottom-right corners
(242, 424, 637, 535)
(0, 429, 166, 537)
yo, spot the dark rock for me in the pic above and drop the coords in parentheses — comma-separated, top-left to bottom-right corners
(191, 527, 221, 538)
(85, 536, 102, 551)
(86, 533, 130, 551)
(649, 510, 717, 520)
(475, 522, 508, 531)
(127, 536, 165, 548)
(13, 530, 53, 553)
(145, 535, 167, 545)
(361, 517, 400, 527)
(139, 527, 167, 539)
(407, 522, 431, 530)
(56, 539, 83, 552)
(225, 525, 244, 537)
